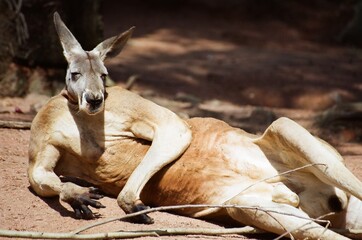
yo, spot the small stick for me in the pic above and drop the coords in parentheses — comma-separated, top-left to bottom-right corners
(73, 204, 330, 234)
(0, 120, 31, 129)
(125, 75, 139, 90)
(273, 212, 334, 240)
(0, 229, 157, 239)
(238, 163, 327, 195)
(0, 226, 262, 239)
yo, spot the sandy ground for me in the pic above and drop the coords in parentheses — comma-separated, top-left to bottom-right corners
(1, 1, 362, 239)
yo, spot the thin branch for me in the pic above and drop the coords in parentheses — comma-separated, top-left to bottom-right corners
(238, 163, 327, 195)
(125, 74, 139, 90)
(0, 229, 157, 239)
(253, 207, 292, 240)
(2, 227, 361, 240)
(73, 204, 330, 234)
(273, 212, 334, 240)
(0, 120, 31, 129)
(0, 226, 262, 239)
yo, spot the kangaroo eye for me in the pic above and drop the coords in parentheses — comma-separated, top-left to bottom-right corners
(101, 74, 107, 82)
(71, 72, 81, 81)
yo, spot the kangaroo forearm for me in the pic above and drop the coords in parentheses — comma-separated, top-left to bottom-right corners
(28, 166, 62, 197)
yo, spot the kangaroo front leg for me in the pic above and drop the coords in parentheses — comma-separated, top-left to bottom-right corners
(117, 118, 192, 223)
(28, 144, 105, 219)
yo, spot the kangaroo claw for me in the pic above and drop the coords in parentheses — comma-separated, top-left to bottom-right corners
(128, 203, 154, 224)
(68, 189, 105, 219)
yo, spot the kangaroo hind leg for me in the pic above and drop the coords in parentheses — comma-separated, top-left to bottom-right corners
(254, 117, 362, 200)
(225, 194, 349, 240)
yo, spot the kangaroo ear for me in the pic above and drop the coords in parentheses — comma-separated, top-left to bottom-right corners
(53, 12, 83, 61)
(92, 26, 135, 61)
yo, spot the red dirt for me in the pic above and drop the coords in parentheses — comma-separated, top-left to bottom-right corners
(1, 1, 362, 239)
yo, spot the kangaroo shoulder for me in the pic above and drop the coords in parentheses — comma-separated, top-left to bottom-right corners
(105, 86, 177, 118)
(31, 94, 70, 131)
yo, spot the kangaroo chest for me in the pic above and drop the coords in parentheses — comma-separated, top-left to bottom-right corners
(54, 110, 150, 187)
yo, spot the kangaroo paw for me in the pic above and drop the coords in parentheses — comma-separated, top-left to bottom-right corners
(67, 188, 105, 219)
(128, 202, 154, 224)
(117, 192, 154, 224)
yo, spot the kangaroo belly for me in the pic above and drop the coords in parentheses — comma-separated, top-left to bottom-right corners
(142, 118, 280, 216)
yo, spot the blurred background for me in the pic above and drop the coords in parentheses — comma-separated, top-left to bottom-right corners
(0, 0, 362, 141)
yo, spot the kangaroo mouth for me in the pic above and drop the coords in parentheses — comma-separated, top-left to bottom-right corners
(85, 101, 104, 115)
(80, 91, 105, 115)
(61, 89, 107, 115)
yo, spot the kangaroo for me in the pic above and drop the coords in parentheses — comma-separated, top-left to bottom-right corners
(28, 12, 362, 239)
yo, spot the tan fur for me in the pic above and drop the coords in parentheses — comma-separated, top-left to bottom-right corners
(28, 12, 362, 240)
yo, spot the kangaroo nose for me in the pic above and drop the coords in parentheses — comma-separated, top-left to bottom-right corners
(85, 92, 103, 108)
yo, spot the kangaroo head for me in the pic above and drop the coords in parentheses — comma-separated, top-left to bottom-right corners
(53, 12, 134, 115)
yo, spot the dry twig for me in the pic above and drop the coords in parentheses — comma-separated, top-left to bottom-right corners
(0, 226, 262, 239)
(0, 229, 157, 239)
(238, 163, 327, 195)
(73, 204, 330, 234)
(0, 120, 31, 129)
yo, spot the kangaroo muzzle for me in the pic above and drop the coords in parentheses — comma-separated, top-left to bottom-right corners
(81, 90, 104, 115)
